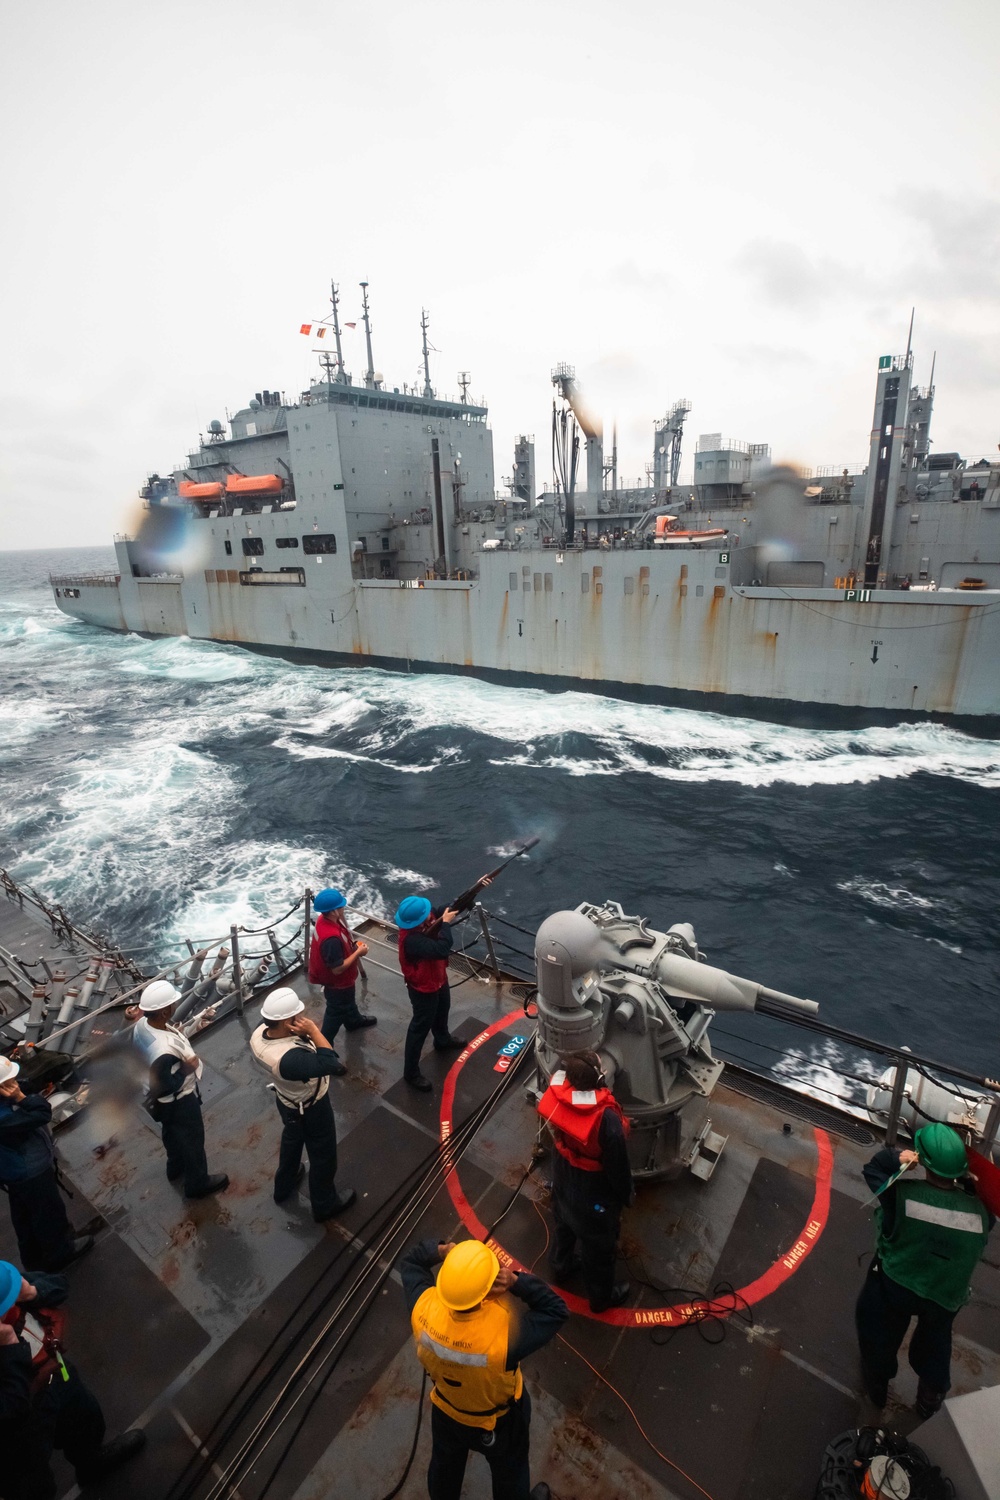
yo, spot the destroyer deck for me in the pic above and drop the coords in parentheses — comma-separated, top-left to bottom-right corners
(3, 912, 999, 1500)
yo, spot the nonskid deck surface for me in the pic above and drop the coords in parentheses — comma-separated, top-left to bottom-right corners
(3, 917, 998, 1500)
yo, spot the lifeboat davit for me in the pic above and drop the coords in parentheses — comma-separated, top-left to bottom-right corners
(653, 514, 729, 546)
(177, 480, 223, 499)
(225, 473, 284, 495)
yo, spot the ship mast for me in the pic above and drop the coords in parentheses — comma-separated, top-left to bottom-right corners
(330, 281, 347, 383)
(421, 309, 434, 398)
(360, 282, 377, 389)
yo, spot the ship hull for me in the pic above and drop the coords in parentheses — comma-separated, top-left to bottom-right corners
(52, 539, 1000, 729)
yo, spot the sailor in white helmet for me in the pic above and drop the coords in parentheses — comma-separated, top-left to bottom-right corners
(132, 981, 228, 1199)
(249, 989, 355, 1222)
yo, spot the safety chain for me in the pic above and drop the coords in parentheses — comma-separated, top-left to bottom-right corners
(238, 898, 304, 935)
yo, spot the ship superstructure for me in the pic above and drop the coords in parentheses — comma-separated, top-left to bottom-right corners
(51, 285, 1000, 725)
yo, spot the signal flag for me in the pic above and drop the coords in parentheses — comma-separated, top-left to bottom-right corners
(967, 1146, 1000, 1217)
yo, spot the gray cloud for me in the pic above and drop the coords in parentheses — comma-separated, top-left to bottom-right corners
(735, 240, 858, 311)
(893, 190, 1000, 301)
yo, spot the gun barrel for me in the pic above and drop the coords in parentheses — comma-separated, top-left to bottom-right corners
(755, 986, 819, 1019)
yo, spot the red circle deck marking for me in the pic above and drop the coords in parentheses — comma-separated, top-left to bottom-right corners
(439, 1009, 834, 1327)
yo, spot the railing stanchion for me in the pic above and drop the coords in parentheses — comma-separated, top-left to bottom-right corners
(303, 889, 313, 974)
(981, 1095, 1000, 1157)
(884, 1055, 909, 1147)
(230, 925, 243, 1015)
(476, 904, 501, 986)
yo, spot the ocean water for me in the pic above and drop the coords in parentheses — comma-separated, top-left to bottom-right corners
(1, 546, 998, 1092)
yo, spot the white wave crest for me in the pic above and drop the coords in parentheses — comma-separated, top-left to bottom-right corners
(836, 877, 944, 914)
(117, 635, 253, 683)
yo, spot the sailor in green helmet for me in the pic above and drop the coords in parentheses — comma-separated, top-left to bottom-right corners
(856, 1121, 994, 1420)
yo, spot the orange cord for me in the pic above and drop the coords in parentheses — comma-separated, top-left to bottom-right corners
(556, 1333, 718, 1500)
(530, 1179, 717, 1497)
(529, 1194, 551, 1273)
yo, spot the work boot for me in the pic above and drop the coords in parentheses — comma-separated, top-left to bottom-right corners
(75, 1428, 146, 1484)
(274, 1163, 306, 1204)
(529, 1485, 551, 1500)
(590, 1281, 630, 1313)
(345, 1016, 378, 1030)
(433, 1035, 464, 1052)
(406, 1074, 433, 1092)
(317, 1187, 357, 1221)
(51, 1235, 95, 1271)
(327, 1056, 348, 1076)
(915, 1380, 946, 1420)
(186, 1174, 229, 1200)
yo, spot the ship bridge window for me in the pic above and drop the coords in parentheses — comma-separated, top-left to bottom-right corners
(241, 537, 265, 556)
(303, 533, 338, 554)
(275, 536, 299, 549)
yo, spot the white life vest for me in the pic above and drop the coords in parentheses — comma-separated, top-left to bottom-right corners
(249, 1026, 329, 1111)
(133, 1017, 202, 1101)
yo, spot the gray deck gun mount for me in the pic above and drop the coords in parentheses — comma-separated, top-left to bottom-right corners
(531, 902, 819, 1182)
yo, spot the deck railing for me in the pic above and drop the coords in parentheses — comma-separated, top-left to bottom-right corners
(3, 876, 996, 1154)
(48, 572, 121, 588)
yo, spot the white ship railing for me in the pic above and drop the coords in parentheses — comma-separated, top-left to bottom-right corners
(48, 572, 121, 588)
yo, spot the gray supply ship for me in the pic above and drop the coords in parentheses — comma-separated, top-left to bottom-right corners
(51, 285, 1000, 726)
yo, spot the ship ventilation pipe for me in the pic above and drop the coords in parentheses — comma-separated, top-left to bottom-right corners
(78, 959, 115, 1046)
(44, 984, 80, 1047)
(173, 947, 229, 1024)
(24, 985, 49, 1045)
(180, 948, 209, 999)
(59, 963, 99, 1054)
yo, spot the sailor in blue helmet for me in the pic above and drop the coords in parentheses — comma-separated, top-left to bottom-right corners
(394, 881, 489, 1092)
(308, 887, 376, 1061)
(0, 1258, 146, 1496)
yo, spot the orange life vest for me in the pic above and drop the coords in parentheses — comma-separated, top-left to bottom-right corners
(2, 1303, 67, 1393)
(536, 1074, 629, 1172)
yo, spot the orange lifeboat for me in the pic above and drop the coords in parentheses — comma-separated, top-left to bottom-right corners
(225, 474, 284, 495)
(178, 480, 223, 499)
(654, 515, 728, 545)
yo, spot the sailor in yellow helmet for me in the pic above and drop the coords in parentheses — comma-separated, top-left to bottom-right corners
(401, 1236, 568, 1500)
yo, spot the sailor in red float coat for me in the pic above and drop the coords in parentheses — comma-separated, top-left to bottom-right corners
(395, 897, 465, 1092)
(308, 888, 377, 1059)
(537, 1051, 634, 1313)
(0, 1261, 146, 1494)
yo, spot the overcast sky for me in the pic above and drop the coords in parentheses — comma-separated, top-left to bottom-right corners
(1, 0, 998, 550)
